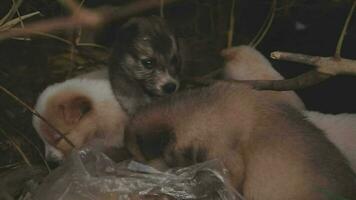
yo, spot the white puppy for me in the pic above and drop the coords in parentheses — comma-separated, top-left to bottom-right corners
(33, 69, 128, 162)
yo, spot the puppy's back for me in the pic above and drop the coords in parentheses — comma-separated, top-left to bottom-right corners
(128, 82, 356, 200)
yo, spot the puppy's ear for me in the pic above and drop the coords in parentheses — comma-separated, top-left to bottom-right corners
(109, 18, 140, 63)
(124, 116, 173, 162)
(94, 18, 127, 48)
(136, 128, 173, 160)
(58, 96, 91, 125)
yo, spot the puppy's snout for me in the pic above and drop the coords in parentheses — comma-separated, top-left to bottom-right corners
(162, 82, 177, 94)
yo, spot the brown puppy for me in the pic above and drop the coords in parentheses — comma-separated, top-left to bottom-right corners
(222, 45, 356, 172)
(125, 81, 356, 200)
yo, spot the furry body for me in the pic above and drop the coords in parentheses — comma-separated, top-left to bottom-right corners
(109, 16, 181, 116)
(221, 45, 305, 109)
(33, 69, 127, 161)
(222, 45, 356, 172)
(125, 82, 356, 200)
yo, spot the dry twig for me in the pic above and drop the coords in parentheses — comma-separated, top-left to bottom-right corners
(255, 0, 356, 91)
(0, 0, 179, 41)
(0, 85, 75, 148)
(227, 0, 236, 48)
(0, 128, 32, 167)
(249, 0, 277, 48)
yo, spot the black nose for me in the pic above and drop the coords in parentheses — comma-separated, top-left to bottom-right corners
(162, 82, 177, 94)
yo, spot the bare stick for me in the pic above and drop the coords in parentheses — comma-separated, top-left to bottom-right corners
(271, 51, 356, 75)
(160, 0, 165, 18)
(0, 128, 32, 167)
(227, 0, 236, 48)
(257, 1, 356, 91)
(0, 0, 23, 26)
(15, 129, 51, 172)
(0, 0, 179, 41)
(0, 85, 75, 148)
(243, 71, 331, 91)
(335, 0, 356, 58)
(250, 0, 276, 48)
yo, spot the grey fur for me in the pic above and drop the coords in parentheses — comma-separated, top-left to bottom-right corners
(109, 16, 181, 116)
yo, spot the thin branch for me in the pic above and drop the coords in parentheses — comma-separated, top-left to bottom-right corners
(271, 51, 356, 75)
(0, 0, 179, 41)
(0, 11, 40, 31)
(0, 128, 32, 167)
(271, 51, 320, 66)
(243, 71, 331, 91)
(77, 42, 108, 50)
(0, 85, 75, 148)
(0, 0, 23, 26)
(160, 0, 165, 18)
(227, 0, 236, 48)
(335, 0, 356, 58)
(0, 115, 51, 172)
(31, 31, 73, 45)
(15, 130, 51, 172)
(250, 0, 276, 48)
(12, 0, 24, 28)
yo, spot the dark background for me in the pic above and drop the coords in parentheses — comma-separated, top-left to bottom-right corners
(0, 0, 355, 169)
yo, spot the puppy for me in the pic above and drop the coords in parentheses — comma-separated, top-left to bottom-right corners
(109, 16, 181, 116)
(33, 69, 128, 162)
(221, 45, 356, 172)
(305, 111, 356, 172)
(221, 45, 305, 110)
(125, 81, 356, 200)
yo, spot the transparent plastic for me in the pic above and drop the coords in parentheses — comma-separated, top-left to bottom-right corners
(33, 147, 244, 200)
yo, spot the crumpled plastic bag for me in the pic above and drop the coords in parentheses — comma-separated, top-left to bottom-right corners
(33, 147, 244, 200)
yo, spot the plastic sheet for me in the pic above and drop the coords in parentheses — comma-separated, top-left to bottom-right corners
(33, 147, 243, 200)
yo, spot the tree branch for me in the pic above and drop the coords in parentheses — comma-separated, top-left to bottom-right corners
(0, 0, 180, 41)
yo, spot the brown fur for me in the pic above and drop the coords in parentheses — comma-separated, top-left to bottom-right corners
(125, 81, 356, 200)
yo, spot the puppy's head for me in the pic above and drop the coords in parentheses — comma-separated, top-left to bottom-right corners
(110, 16, 181, 96)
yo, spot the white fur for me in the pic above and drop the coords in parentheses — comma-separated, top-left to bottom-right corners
(304, 111, 356, 171)
(34, 70, 111, 116)
(222, 45, 356, 172)
(33, 68, 127, 161)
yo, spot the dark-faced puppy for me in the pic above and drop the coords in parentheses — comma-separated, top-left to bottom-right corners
(109, 16, 181, 116)
(125, 81, 356, 200)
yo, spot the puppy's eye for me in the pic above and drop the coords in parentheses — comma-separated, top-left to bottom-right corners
(141, 58, 154, 69)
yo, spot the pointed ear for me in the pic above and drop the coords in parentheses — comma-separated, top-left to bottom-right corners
(221, 48, 237, 61)
(59, 97, 91, 125)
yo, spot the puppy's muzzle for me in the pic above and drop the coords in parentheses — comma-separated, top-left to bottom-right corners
(161, 82, 178, 94)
